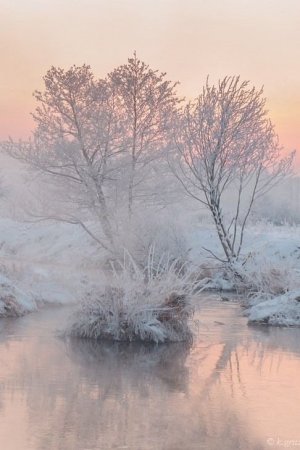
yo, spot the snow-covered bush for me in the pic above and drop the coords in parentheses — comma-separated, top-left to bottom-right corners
(0, 273, 37, 317)
(247, 291, 300, 326)
(234, 252, 300, 296)
(67, 252, 200, 343)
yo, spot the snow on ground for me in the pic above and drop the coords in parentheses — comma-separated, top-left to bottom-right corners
(188, 222, 300, 326)
(0, 212, 300, 324)
(236, 224, 300, 326)
(189, 221, 300, 266)
(247, 291, 300, 326)
(0, 218, 107, 316)
(0, 218, 103, 267)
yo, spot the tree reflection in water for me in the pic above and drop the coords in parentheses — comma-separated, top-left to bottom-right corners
(1, 301, 299, 449)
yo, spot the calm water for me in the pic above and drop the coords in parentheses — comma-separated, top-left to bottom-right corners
(0, 296, 300, 450)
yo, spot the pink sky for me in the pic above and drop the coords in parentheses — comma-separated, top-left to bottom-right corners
(1, 0, 299, 157)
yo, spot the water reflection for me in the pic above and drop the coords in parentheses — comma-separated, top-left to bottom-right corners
(0, 300, 299, 449)
(66, 339, 191, 394)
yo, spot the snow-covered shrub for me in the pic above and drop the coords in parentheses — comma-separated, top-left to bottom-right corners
(67, 252, 200, 343)
(247, 291, 300, 326)
(234, 250, 300, 299)
(0, 273, 37, 317)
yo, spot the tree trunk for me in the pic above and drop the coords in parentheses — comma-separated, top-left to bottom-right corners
(210, 203, 236, 263)
(128, 160, 135, 219)
(95, 185, 115, 250)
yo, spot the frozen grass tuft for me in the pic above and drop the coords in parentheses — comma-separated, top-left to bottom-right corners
(239, 252, 300, 297)
(67, 251, 200, 343)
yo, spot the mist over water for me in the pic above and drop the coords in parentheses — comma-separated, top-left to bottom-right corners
(0, 299, 300, 450)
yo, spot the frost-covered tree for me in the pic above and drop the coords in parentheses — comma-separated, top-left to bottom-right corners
(109, 53, 180, 217)
(5, 65, 125, 253)
(171, 76, 294, 264)
(4, 57, 182, 257)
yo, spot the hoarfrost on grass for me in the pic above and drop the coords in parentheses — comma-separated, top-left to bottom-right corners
(67, 252, 201, 343)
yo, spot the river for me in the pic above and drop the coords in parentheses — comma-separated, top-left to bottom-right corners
(0, 295, 300, 450)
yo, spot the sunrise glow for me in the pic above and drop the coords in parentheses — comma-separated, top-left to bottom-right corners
(1, 0, 299, 159)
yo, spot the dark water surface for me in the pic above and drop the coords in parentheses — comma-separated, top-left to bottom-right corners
(0, 296, 300, 450)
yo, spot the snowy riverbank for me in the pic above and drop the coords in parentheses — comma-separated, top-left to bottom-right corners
(0, 217, 300, 327)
